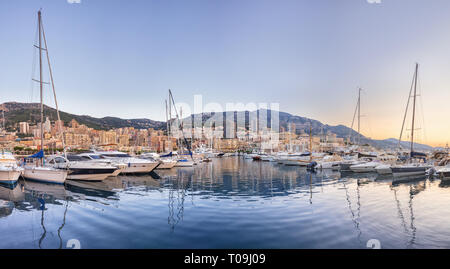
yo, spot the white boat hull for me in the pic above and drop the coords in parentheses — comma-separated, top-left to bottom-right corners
(391, 166, 429, 178)
(121, 162, 159, 174)
(350, 166, 377, 173)
(23, 167, 68, 184)
(175, 161, 195, 167)
(375, 165, 392, 175)
(156, 161, 177, 169)
(0, 170, 22, 183)
(281, 160, 309, 166)
(111, 168, 123, 176)
(67, 173, 113, 181)
(318, 161, 342, 169)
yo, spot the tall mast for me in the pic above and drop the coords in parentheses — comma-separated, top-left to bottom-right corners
(411, 63, 418, 154)
(309, 123, 312, 161)
(38, 10, 44, 155)
(357, 88, 361, 146)
(40, 14, 66, 158)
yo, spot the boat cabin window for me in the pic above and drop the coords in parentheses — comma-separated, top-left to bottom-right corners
(67, 155, 84, 162)
(49, 157, 66, 164)
(89, 154, 104, 159)
(101, 153, 131, 158)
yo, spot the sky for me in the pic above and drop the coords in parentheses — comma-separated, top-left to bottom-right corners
(0, 0, 449, 147)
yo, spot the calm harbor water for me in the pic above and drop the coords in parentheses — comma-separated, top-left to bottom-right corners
(1, 157, 450, 249)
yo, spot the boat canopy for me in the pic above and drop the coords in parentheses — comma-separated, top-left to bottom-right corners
(160, 152, 173, 158)
(411, 151, 427, 161)
(358, 153, 377, 159)
(25, 150, 44, 159)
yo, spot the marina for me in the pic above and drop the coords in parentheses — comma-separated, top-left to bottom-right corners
(0, 2, 449, 254)
(1, 157, 450, 249)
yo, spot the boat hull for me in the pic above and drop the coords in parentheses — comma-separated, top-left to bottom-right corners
(375, 165, 392, 175)
(156, 161, 177, 169)
(350, 167, 376, 173)
(339, 163, 353, 172)
(392, 166, 428, 177)
(121, 162, 159, 174)
(0, 170, 22, 184)
(319, 161, 342, 169)
(23, 168, 68, 184)
(111, 168, 123, 176)
(175, 160, 194, 167)
(67, 168, 117, 181)
(282, 160, 309, 166)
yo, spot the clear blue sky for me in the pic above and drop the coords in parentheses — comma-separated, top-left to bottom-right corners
(0, 0, 449, 145)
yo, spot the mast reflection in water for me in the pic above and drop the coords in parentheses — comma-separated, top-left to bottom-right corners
(0, 157, 450, 249)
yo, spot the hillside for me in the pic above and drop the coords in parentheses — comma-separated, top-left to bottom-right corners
(0, 102, 435, 150)
(0, 102, 165, 131)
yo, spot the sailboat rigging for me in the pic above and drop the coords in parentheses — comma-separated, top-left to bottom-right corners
(22, 10, 68, 184)
(392, 63, 431, 178)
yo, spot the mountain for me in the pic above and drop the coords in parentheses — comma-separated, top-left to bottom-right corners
(368, 138, 434, 152)
(0, 102, 165, 131)
(1, 102, 435, 150)
(181, 109, 435, 151)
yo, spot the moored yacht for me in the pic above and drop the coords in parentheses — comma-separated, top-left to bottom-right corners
(316, 155, 343, 169)
(23, 151, 68, 184)
(77, 153, 126, 176)
(375, 164, 392, 175)
(47, 155, 119, 181)
(392, 63, 431, 179)
(175, 158, 195, 167)
(436, 165, 450, 179)
(0, 151, 23, 184)
(22, 11, 68, 185)
(23, 166, 68, 184)
(349, 160, 382, 173)
(140, 153, 177, 169)
(93, 150, 160, 174)
(392, 163, 432, 178)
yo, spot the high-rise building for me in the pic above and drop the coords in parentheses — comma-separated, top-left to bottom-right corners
(19, 122, 30, 134)
(44, 117, 51, 132)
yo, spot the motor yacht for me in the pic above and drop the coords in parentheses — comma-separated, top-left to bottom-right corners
(175, 158, 195, 167)
(391, 163, 432, 178)
(349, 160, 382, 173)
(375, 164, 392, 175)
(47, 155, 119, 181)
(77, 153, 126, 176)
(316, 155, 343, 169)
(140, 153, 176, 169)
(93, 150, 160, 174)
(0, 151, 23, 184)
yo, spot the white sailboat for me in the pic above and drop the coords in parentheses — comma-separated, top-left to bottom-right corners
(167, 89, 196, 167)
(391, 63, 431, 178)
(22, 10, 68, 184)
(339, 88, 368, 171)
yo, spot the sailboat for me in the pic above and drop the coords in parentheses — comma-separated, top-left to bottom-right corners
(339, 88, 369, 172)
(391, 63, 431, 178)
(22, 10, 68, 184)
(167, 90, 195, 167)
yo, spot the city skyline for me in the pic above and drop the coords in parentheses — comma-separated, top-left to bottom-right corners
(0, 0, 449, 147)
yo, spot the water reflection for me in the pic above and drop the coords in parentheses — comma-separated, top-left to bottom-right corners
(1, 157, 450, 248)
